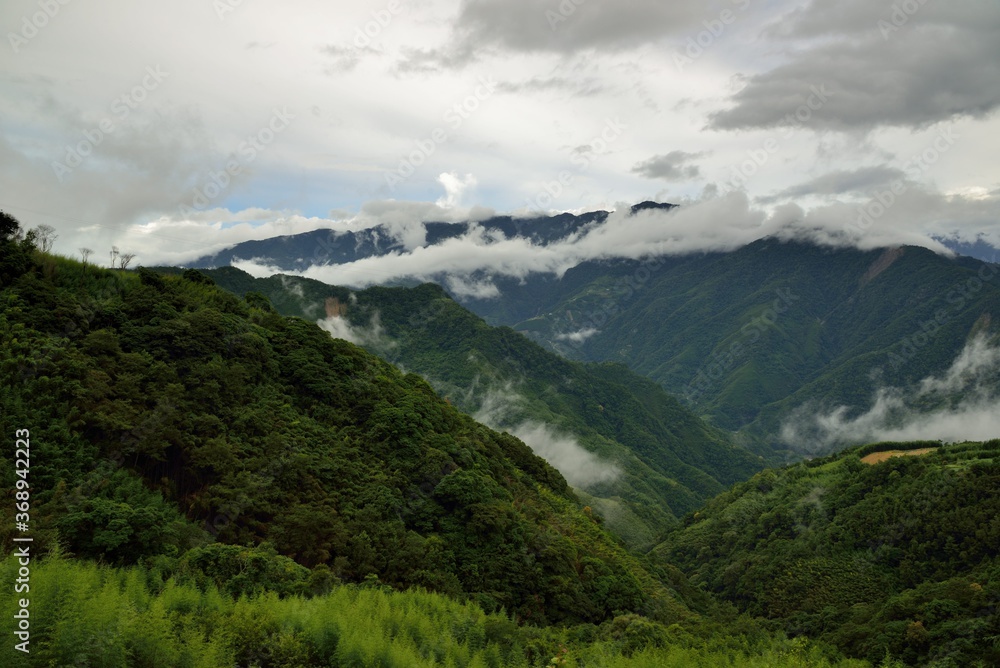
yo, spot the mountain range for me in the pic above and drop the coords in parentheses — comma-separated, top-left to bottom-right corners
(156, 265, 764, 550)
(5, 207, 1000, 665)
(186, 205, 1000, 459)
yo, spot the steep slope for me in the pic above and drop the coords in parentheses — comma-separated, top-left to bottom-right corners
(191, 267, 764, 550)
(469, 240, 1000, 456)
(652, 440, 1000, 666)
(0, 249, 691, 626)
(185, 202, 1000, 460)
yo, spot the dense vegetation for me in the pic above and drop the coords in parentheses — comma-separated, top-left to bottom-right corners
(190, 267, 763, 550)
(0, 215, 850, 665)
(0, 216, 681, 628)
(179, 207, 1000, 460)
(0, 554, 870, 668)
(7, 213, 996, 665)
(464, 239, 1000, 458)
(653, 441, 1000, 666)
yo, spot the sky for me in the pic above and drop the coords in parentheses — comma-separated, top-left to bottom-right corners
(2, 0, 1000, 269)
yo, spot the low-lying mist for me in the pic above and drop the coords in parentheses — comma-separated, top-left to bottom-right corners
(780, 335, 1000, 452)
(473, 387, 621, 489)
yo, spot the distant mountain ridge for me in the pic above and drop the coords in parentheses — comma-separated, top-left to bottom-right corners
(191, 211, 600, 270)
(472, 240, 1000, 456)
(185, 205, 1000, 458)
(937, 237, 1000, 263)
(188, 202, 677, 271)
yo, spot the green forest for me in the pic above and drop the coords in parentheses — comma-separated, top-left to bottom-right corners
(654, 441, 1000, 666)
(2, 213, 998, 666)
(465, 240, 1000, 456)
(187, 266, 765, 550)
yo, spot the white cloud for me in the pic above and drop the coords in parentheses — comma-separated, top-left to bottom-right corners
(1, 0, 998, 271)
(508, 421, 621, 488)
(445, 275, 500, 299)
(780, 335, 1000, 452)
(472, 386, 621, 489)
(555, 328, 599, 343)
(436, 172, 477, 209)
(317, 311, 396, 351)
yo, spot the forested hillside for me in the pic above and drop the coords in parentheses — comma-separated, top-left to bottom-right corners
(0, 554, 870, 668)
(465, 239, 1000, 456)
(1, 222, 679, 627)
(653, 440, 1000, 666)
(0, 213, 875, 666)
(190, 267, 764, 549)
(188, 208, 1000, 461)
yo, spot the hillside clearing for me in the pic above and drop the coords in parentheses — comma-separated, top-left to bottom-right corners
(860, 447, 937, 465)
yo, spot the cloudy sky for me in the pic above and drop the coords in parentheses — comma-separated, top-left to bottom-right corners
(2, 0, 999, 268)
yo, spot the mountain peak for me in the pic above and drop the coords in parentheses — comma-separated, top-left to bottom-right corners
(629, 201, 677, 215)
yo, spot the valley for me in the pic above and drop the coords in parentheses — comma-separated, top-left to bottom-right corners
(3, 210, 1000, 666)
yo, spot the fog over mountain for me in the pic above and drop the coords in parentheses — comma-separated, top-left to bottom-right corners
(2, 1, 999, 270)
(215, 192, 990, 293)
(5, 2, 1000, 663)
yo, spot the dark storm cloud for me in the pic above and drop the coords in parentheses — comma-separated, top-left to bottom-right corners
(710, 4, 1000, 132)
(632, 150, 708, 181)
(398, 0, 707, 70)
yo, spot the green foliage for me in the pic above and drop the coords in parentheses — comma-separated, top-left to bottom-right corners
(0, 252, 685, 626)
(203, 269, 765, 550)
(0, 210, 39, 285)
(182, 267, 215, 285)
(0, 554, 867, 667)
(461, 240, 1000, 458)
(178, 543, 311, 598)
(654, 442, 1000, 666)
(0, 209, 21, 240)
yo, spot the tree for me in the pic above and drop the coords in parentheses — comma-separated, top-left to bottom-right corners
(110, 246, 119, 268)
(1, 209, 20, 240)
(1, 210, 35, 284)
(33, 224, 57, 252)
(118, 252, 136, 270)
(79, 247, 94, 266)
